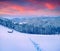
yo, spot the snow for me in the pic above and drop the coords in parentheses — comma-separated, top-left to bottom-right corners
(19, 22, 28, 25)
(0, 25, 60, 51)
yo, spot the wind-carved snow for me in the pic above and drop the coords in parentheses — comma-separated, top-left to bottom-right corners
(0, 25, 60, 51)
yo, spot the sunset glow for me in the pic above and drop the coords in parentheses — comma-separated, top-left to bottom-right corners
(0, 0, 60, 16)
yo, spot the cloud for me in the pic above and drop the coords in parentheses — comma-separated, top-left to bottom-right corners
(45, 3, 55, 10)
(0, 1, 60, 16)
(0, 0, 60, 10)
(0, 2, 26, 15)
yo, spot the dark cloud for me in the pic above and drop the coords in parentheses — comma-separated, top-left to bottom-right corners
(0, 0, 33, 7)
(0, 0, 60, 6)
(0, 0, 60, 4)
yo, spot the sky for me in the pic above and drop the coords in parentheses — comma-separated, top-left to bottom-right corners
(0, 0, 60, 17)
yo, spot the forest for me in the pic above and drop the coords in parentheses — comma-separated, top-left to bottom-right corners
(0, 17, 60, 34)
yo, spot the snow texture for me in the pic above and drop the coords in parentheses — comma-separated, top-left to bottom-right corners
(0, 25, 60, 51)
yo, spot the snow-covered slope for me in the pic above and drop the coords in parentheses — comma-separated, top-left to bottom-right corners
(0, 25, 60, 51)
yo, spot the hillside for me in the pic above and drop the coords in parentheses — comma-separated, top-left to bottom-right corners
(0, 16, 60, 34)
